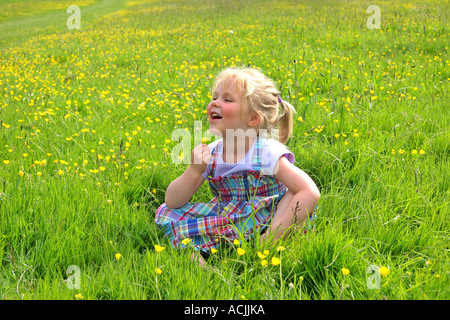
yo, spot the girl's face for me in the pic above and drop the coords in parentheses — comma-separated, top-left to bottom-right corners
(207, 79, 256, 138)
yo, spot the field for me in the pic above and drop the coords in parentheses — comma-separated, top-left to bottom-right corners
(0, 0, 448, 300)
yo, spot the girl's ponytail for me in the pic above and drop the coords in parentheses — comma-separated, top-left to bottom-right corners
(277, 97, 296, 144)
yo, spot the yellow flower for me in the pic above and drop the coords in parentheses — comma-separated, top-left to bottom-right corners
(115, 253, 122, 260)
(74, 293, 84, 300)
(106, 200, 112, 204)
(263, 250, 269, 256)
(260, 259, 267, 267)
(411, 149, 418, 155)
(237, 248, 246, 256)
(19, 170, 24, 177)
(341, 268, 350, 276)
(419, 149, 425, 155)
(233, 239, 240, 245)
(155, 268, 163, 275)
(379, 266, 389, 277)
(398, 149, 405, 155)
(257, 252, 266, 259)
(271, 257, 281, 266)
(99, 166, 106, 171)
(211, 248, 218, 254)
(276, 246, 286, 251)
(3, 160, 10, 165)
(37, 172, 42, 177)
(154, 244, 165, 253)
(181, 238, 192, 245)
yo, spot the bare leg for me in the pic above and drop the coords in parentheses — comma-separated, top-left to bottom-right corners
(260, 190, 311, 244)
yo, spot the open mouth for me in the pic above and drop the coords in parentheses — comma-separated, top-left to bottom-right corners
(210, 112, 222, 119)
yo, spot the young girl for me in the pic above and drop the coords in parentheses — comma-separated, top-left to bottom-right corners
(155, 67, 320, 255)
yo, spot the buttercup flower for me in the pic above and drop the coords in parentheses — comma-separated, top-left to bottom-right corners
(154, 244, 166, 253)
(182, 238, 192, 245)
(379, 266, 389, 277)
(237, 248, 246, 256)
(233, 239, 240, 245)
(341, 268, 350, 276)
(271, 257, 281, 266)
(257, 252, 266, 259)
(155, 268, 163, 275)
(115, 253, 122, 260)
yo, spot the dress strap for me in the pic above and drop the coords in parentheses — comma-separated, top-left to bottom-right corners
(208, 140, 222, 178)
(252, 137, 266, 171)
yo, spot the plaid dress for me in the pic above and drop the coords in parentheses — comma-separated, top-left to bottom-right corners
(155, 137, 315, 252)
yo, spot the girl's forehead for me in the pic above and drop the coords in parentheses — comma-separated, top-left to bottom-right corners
(214, 77, 242, 96)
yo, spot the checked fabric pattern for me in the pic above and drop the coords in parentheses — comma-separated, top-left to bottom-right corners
(155, 137, 313, 252)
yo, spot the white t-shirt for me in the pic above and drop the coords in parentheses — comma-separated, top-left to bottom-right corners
(201, 138, 295, 179)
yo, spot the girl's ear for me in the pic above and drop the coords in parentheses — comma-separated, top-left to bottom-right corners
(247, 110, 263, 127)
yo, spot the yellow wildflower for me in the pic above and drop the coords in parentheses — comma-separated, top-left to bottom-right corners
(115, 253, 122, 260)
(154, 244, 165, 253)
(181, 238, 192, 245)
(271, 257, 281, 266)
(379, 266, 389, 277)
(237, 248, 246, 256)
(257, 252, 266, 259)
(341, 268, 350, 276)
(155, 268, 163, 275)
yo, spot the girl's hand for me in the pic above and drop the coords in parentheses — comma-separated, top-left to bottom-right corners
(190, 144, 212, 174)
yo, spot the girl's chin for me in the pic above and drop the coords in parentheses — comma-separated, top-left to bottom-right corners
(207, 128, 224, 138)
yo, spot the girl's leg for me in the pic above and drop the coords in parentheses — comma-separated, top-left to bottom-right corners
(260, 190, 311, 243)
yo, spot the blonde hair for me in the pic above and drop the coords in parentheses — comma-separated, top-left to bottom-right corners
(211, 67, 296, 144)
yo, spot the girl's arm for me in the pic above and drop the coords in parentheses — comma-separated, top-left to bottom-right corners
(263, 156, 321, 241)
(164, 144, 211, 209)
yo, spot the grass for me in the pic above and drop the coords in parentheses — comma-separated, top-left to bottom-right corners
(0, 0, 448, 300)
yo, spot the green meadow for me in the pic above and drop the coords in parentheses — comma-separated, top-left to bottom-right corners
(0, 0, 448, 300)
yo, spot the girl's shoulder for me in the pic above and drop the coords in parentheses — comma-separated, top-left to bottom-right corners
(259, 137, 295, 175)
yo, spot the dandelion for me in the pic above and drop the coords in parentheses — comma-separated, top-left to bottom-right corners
(271, 257, 281, 266)
(237, 248, 246, 256)
(341, 268, 350, 276)
(379, 266, 389, 277)
(154, 244, 165, 253)
(155, 268, 163, 275)
(115, 253, 122, 260)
